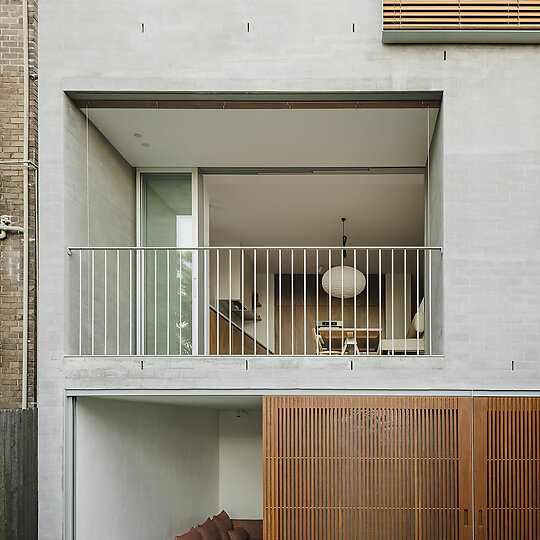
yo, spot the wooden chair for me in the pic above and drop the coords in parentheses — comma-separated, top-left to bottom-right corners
(312, 328, 341, 355)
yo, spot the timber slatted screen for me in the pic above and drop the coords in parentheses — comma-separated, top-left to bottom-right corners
(383, 0, 540, 30)
(474, 397, 540, 540)
(263, 396, 473, 540)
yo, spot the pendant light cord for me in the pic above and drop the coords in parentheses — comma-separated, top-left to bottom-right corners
(341, 217, 347, 258)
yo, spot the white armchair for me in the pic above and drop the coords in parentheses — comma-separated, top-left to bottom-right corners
(378, 310, 425, 354)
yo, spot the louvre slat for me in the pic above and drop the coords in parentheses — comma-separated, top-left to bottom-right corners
(383, 0, 540, 29)
(384, 22, 540, 27)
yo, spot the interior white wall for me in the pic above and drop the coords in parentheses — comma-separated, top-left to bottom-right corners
(385, 274, 412, 339)
(75, 399, 219, 540)
(218, 409, 263, 519)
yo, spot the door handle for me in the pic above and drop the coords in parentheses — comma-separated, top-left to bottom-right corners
(464, 509, 469, 526)
(478, 508, 483, 527)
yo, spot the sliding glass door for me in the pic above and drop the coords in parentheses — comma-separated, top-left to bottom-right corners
(139, 170, 198, 355)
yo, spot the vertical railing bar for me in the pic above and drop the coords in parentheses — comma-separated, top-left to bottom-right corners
(116, 249, 120, 355)
(303, 248, 307, 356)
(404, 249, 407, 356)
(166, 249, 170, 355)
(140, 249, 144, 356)
(91, 249, 95, 355)
(87, 251, 91, 355)
(129, 249, 133, 356)
(204, 248, 209, 356)
(391, 248, 395, 355)
(229, 248, 232, 356)
(341, 249, 344, 355)
(78, 251, 82, 355)
(104, 250, 108, 355)
(179, 249, 182, 355)
(279, 249, 282, 355)
(254, 248, 257, 354)
(216, 249, 220, 355)
(154, 249, 157, 355)
(354, 249, 357, 355)
(416, 249, 420, 356)
(378, 248, 382, 357)
(241, 248, 245, 355)
(365, 248, 369, 355)
(328, 249, 332, 356)
(266, 249, 269, 356)
(429, 250, 432, 355)
(316, 249, 319, 355)
(291, 248, 294, 355)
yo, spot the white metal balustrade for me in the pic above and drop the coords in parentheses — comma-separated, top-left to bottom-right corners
(67, 246, 442, 357)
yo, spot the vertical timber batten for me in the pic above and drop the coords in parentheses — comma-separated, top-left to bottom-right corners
(263, 396, 474, 540)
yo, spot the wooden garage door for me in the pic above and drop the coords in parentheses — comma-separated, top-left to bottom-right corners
(263, 396, 473, 540)
(474, 397, 540, 540)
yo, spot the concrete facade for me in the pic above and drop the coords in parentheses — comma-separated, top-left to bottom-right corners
(38, 0, 540, 537)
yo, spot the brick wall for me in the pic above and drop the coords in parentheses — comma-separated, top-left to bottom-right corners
(0, 0, 38, 409)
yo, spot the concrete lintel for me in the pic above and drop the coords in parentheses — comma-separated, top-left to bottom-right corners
(383, 30, 540, 44)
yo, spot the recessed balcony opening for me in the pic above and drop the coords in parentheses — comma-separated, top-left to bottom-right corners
(66, 93, 443, 358)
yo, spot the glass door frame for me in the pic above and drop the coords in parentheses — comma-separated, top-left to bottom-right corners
(136, 167, 202, 355)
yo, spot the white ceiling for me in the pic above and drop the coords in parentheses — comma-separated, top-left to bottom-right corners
(90, 394, 263, 409)
(87, 106, 436, 246)
(207, 173, 425, 247)
(87, 107, 438, 168)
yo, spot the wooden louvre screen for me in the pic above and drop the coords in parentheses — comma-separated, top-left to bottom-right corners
(383, 0, 540, 30)
(263, 396, 473, 540)
(473, 397, 540, 540)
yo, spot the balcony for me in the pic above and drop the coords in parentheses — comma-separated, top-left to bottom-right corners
(62, 95, 443, 360)
(382, 0, 540, 43)
(67, 246, 441, 357)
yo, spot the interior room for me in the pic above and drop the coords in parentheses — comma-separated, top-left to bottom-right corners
(74, 395, 263, 540)
(205, 171, 427, 355)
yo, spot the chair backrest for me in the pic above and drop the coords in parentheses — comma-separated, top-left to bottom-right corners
(312, 327, 324, 352)
(406, 311, 425, 338)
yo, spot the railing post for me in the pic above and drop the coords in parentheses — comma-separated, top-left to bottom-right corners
(78, 251, 82, 356)
(416, 248, 420, 356)
(254, 248, 257, 355)
(91, 250, 95, 356)
(266, 249, 269, 356)
(116, 249, 120, 355)
(216, 249, 220, 355)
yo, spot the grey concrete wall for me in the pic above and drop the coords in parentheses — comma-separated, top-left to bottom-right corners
(38, 0, 540, 537)
(75, 398, 219, 540)
(64, 99, 135, 355)
(427, 103, 444, 355)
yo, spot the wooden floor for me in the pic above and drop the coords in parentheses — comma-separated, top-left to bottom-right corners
(263, 396, 539, 540)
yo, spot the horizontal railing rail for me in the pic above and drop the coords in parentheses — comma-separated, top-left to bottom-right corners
(383, 0, 540, 30)
(67, 246, 442, 357)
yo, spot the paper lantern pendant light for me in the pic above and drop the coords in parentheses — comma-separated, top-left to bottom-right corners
(322, 265, 366, 298)
(321, 217, 366, 298)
